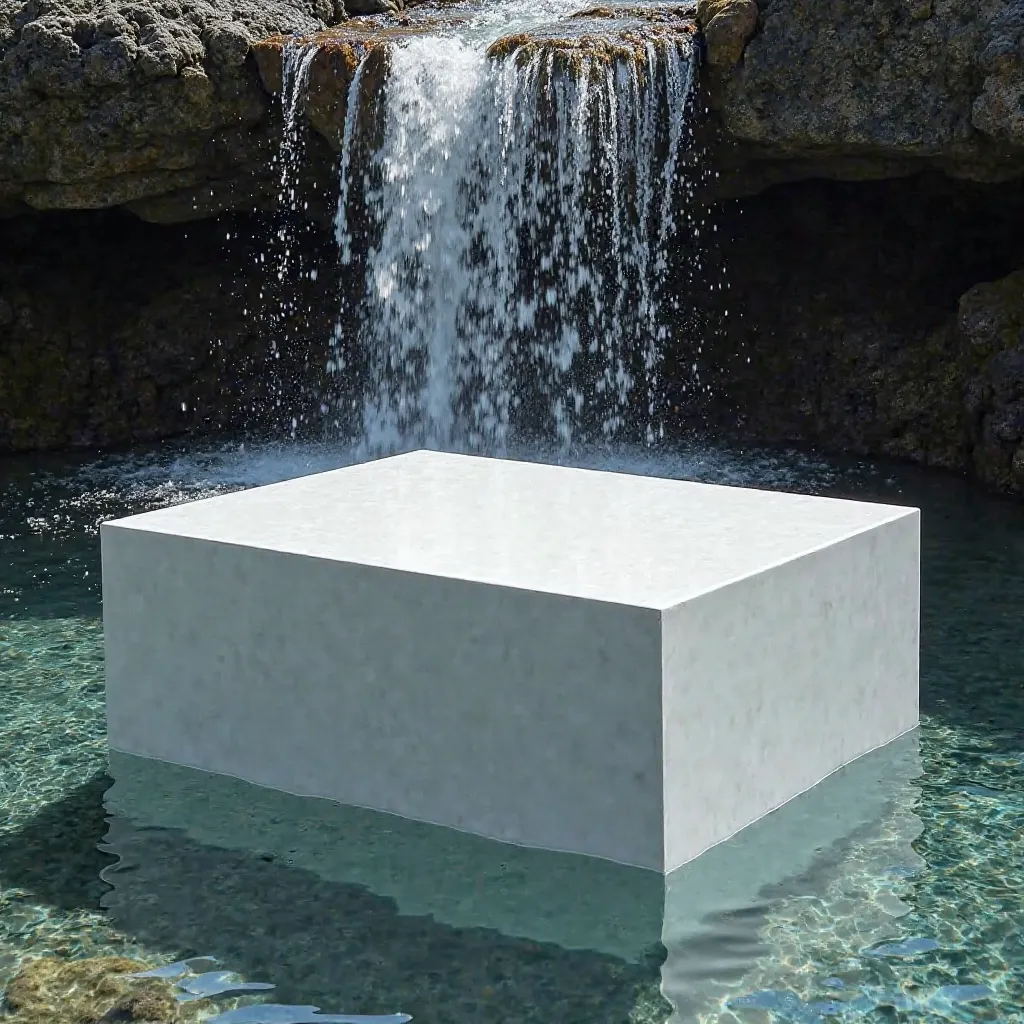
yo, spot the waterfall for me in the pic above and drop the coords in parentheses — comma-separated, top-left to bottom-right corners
(286, 5, 702, 453)
(274, 40, 319, 352)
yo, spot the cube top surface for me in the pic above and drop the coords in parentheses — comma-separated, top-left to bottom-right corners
(104, 450, 917, 609)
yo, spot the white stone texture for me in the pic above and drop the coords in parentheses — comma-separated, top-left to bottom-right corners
(102, 450, 920, 871)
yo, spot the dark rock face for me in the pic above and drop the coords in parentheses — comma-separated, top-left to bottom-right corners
(961, 268, 1024, 489)
(973, 0, 1024, 151)
(0, 210, 336, 450)
(691, 175, 1024, 495)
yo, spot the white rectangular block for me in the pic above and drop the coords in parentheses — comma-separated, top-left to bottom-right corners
(101, 450, 920, 872)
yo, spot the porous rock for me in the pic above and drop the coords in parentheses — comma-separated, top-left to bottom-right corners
(695, 0, 758, 66)
(705, 0, 1024, 192)
(0, 0, 337, 221)
(972, 0, 1024, 149)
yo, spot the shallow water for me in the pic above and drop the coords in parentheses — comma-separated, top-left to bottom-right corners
(1, 438, 1022, 1023)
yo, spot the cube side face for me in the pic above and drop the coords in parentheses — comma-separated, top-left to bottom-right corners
(660, 511, 920, 873)
(102, 524, 666, 869)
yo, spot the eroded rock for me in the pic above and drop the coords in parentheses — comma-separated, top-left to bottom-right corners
(695, 0, 757, 66)
(0, 0, 337, 221)
(705, 0, 1024, 192)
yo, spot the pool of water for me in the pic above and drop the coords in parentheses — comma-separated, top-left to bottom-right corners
(1, 439, 1022, 1024)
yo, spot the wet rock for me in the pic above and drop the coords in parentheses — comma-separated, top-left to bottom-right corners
(2, 956, 183, 1024)
(486, 4, 697, 71)
(961, 269, 1024, 491)
(973, 1, 1024, 149)
(253, 28, 388, 146)
(0, 0, 335, 221)
(252, 9, 467, 149)
(347, 0, 404, 13)
(695, 0, 758, 66)
(705, 0, 1024, 193)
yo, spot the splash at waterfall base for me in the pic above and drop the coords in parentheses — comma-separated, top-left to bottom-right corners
(101, 450, 920, 872)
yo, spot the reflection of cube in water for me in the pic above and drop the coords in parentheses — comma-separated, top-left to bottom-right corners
(101, 731, 923, 972)
(101, 450, 919, 873)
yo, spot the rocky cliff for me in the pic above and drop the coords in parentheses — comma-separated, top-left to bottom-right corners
(3, 0, 1020, 216)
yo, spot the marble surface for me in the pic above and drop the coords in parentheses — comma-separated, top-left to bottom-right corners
(103, 450, 917, 609)
(101, 453, 920, 870)
(662, 511, 920, 871)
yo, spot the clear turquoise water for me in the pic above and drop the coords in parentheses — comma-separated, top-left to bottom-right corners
(1, 440, 1022, 1023)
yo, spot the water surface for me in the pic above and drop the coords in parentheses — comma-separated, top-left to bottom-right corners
(1, 439, 1022, 1023)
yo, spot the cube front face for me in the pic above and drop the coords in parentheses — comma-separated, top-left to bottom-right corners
(661, 511, 920, 873)
(102, 525, 667, 869)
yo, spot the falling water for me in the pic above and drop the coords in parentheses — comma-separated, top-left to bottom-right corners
(288, 4, 704, 452)
(273, 42, 319, 346)
(279, 41, 320, 236)
(255, 39, 335, 439)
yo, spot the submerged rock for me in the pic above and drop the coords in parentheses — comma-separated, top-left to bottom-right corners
(2, 956, 185, 1024)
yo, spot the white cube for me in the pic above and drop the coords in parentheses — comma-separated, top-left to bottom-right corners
(101, 450, 919, 873)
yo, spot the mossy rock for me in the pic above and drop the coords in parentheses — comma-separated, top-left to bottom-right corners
(958, 268, 1024, 357)
(2, 957, 188, 1024)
